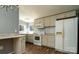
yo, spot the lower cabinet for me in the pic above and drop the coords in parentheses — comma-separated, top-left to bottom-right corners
(42, 34, 55, 48)
(26, 34, 34, 43)
(21, 36, 26, 53)
(42, 35, 48, 46)
(14, 36, 26, 54)
(47, 35, 55, 48)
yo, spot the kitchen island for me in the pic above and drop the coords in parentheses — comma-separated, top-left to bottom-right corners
(0, 34, 26, 54)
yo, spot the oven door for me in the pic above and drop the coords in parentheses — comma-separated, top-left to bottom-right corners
(33, 35, 42, 46)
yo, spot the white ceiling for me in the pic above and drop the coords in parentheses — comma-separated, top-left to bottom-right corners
(19, 5, 79, 22)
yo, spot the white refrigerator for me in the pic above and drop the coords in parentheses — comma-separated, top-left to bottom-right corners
(55, 17, 78, 53)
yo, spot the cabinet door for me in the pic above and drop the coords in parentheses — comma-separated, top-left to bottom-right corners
(64, 18, 77, 53)
(65, 11, 76, 18)
(44, 17, 55, 27)
(34, 19, 44, 28)
(44, 17, 50, 27)
(42, 35, 48, 46)
(27, 34, 33, 43)
(14, 38, 22, 53)
(49, 17, 55, 26)
(21, 37, 26, 53)
(57, 13, 66, 19)
(55, 20, 64, 51)
(14, 36, 26, 54)
(47, 35, 55, 48)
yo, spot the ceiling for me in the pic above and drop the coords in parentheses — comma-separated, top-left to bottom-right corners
(19, 5, 79, 22)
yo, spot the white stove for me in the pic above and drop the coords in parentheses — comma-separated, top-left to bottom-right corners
(33, 34, 42, 46)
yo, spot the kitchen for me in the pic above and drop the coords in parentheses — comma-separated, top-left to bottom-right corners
(0, 5, 79, 54)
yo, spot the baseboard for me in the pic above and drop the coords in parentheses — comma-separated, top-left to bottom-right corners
(55, 49, 77, 54)
(26, 42, 33, 44)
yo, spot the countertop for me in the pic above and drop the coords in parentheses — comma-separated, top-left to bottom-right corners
(0, 34, 25, 40)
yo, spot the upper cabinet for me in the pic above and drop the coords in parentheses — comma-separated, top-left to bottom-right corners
(57, 11, 76, 19)
(65, 11, 76, 17)
(56, 13, 66, 19)
(44, 16, 55, 27)
(34, 11, 76, 28)
(44, 17, 50, 27)
(34, 18, 44, 28)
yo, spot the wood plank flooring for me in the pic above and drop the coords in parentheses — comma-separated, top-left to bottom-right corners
(25, 42, 64, 54)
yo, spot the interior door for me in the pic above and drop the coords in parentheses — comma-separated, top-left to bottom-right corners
(55, 20, 64, 51)
(64, 17, 77, 53)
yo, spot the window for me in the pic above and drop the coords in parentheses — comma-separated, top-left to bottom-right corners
(30, 25, 33, 31)
(19, 25, 24, 31)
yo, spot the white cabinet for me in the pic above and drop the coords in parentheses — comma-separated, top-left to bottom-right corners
(21, 36, 26, 53)
(26, 34, 34, 43)
(47, 35, 55, 48)
(42, 35, 48, 46)
(57, 13, 66, 19)
(65, 11, 76, 18)
(57, 11, 76, 19)
(42, 34, 55, 48)
(44, 17, 50, 27)
(55, 17, 78, 53)
(34, 18, 44, 28)
(34, 16, 55, 28)
(14, 36, 26, 54)
(44, 16, 55, 27)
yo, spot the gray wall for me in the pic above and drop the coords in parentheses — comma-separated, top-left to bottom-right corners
(0, 6, 19, 34)
(0, 6, 19, 54)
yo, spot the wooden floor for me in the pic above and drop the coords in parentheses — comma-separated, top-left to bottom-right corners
(25, 42, 64, 54)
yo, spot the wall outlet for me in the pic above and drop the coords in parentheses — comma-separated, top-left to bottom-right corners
(0, 46, 3, 50)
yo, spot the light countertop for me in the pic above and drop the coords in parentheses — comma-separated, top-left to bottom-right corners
(0, 34, 25, 40)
